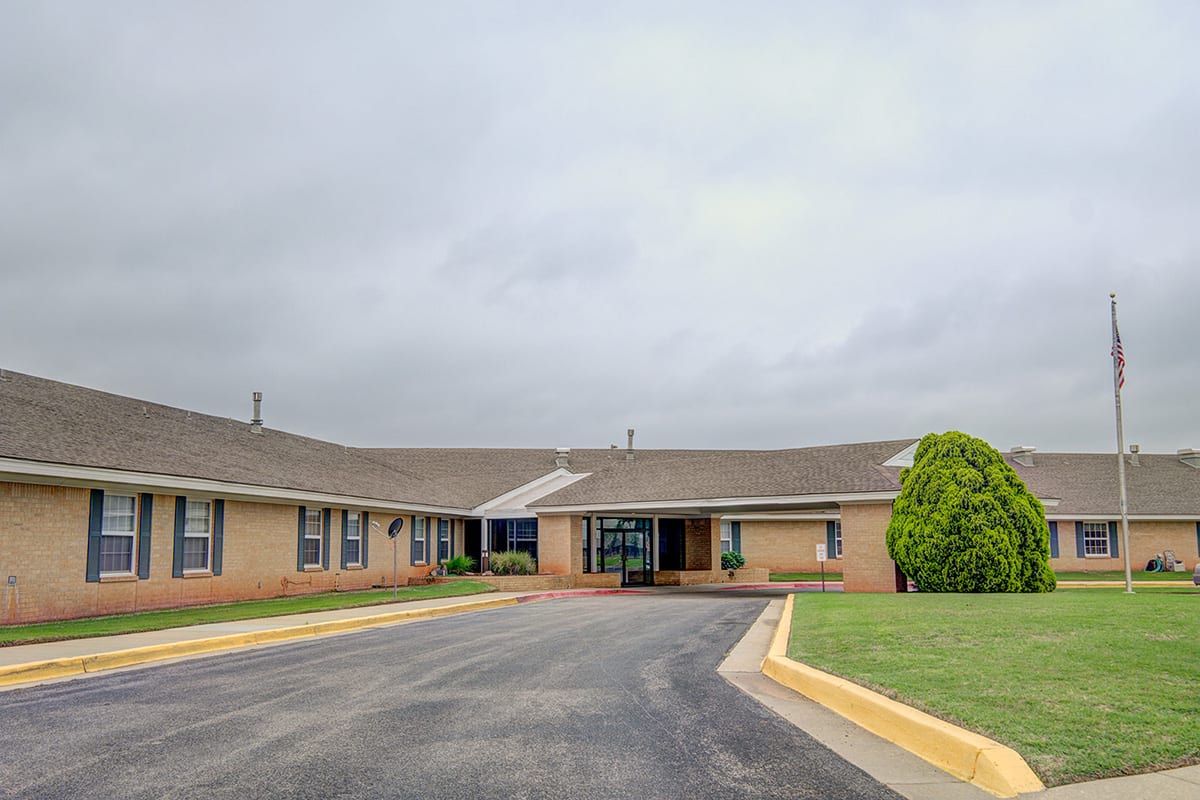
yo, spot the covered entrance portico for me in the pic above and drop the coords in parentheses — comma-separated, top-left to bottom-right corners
(580, 515, 716, 587)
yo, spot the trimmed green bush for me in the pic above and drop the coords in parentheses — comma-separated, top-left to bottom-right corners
(442, 554, 476, 575)
(489, 550, 537, 576)
(886, 431, 1056, 593)
(721, 551, 746, 571)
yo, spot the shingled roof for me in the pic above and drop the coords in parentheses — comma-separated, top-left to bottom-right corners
(529, 440, 916, 508)
(1007, 452, 1200, 516)
(5, 371, 1197, 517)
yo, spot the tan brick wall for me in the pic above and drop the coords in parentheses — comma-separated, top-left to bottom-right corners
(841, 502, 901, 593)
(740, 520, 836, 572)
(0, 480, 458, 623)
(1050, 519, 1198, 572)
(536, 514, 574, 575)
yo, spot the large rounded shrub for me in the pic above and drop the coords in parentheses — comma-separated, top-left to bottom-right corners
(886, 431, 1056, 593)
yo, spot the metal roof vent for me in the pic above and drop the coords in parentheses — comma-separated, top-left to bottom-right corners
(1129, 443, 1141, 466)
(1009, 446, 1036, 467)
(251, 391, 263, 433)
(626, 428, 635, 462)
(554, 447, 570, 469)
(1178, 448, 1200, 469)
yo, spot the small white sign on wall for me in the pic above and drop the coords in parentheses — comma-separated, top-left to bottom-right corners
(816, 543, 827, 562)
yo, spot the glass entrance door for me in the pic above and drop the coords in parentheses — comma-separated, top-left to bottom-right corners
(597, 518, 653, 586)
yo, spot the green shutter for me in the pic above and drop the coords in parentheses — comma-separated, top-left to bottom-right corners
(297, 506, 307, 571)
(450, 519, 455, 558)
(1048, 521, 1059, 559)
(212, 499, 224, 576)
(362, 511, 370, 568)
(731, 521, 741, 553)
(322, 508, 331, 570)
(1075, 522, 1085, 558)
(137, 493, 154, 579)
(340, 510, 349, 570)
(86, 489, 104, 582)
(173, 496, 187, 577)
(1108, 521, 1119, 558)
(826, 521, 837, 559)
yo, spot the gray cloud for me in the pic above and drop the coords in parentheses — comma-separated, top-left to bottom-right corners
(3, 1, 1198, 456)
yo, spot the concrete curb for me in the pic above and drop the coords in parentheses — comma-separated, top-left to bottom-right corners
(0, 595, 519, 688)
(762, 594, 1044, 799)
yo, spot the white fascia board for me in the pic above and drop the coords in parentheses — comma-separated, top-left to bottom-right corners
(531, 490, 901, 515)
(470, 469, 591, 516)
(1046, 513, 1200, 522)
(0, 458, 470, 516)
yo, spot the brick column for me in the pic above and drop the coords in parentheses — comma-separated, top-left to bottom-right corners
(840, 502, 902, 593)
(535, 514, 575, 575)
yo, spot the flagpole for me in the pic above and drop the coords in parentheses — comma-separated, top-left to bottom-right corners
(1110, 293, 1133, 594)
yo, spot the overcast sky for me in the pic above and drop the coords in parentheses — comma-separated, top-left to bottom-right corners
(3, 2, 1198, 454)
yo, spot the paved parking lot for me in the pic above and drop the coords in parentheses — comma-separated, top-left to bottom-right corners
(0, 594, 900, 800)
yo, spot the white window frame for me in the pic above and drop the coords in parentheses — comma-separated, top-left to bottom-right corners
(437, 519, 450, 563)
(834, 521, 843, 559)
(183, 499, 213, 573)
(304, 508, 323, 567)
(719, 521, 732, 554)
(100, 493, 137, 575)
(345, 511, 362, 566)
(1083, 522, 1110, 557)
(413, 516, 426, 564)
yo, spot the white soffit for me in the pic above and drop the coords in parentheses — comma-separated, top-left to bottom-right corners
(471, 469, 591, 516)
(882, 441, 918, 468)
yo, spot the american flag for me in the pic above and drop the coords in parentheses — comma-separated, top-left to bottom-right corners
(1112, 322, 1126, 390)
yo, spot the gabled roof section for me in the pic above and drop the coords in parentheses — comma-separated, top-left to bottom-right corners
(1007, 452, 1200, 516)
(529, 439, 918, 509)
(0, 371, 459, 508)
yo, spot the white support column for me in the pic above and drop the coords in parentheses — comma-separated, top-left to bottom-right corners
(588, 514, 597, 572)
(651, 516, 660, 572)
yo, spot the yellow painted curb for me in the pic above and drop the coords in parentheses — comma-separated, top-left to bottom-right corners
(0, 656, 86, 687)
(763, 594, 1044, 798)
(0, 595, 518, 688)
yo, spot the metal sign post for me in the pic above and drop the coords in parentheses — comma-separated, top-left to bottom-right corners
(816, 543, 827, 592)
(386, 517, 405, 599)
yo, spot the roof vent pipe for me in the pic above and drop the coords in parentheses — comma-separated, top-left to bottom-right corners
(626, 428, 635, 461)
(1178, 448, 1200, 469)
(554, 447, 570, 469)
(251, 391, 263, 433)
(1129, 443, 1140, 466)
(1009, 446, 1036, 467)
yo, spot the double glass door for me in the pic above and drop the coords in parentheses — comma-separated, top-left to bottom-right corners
(598, 518, 652, 586)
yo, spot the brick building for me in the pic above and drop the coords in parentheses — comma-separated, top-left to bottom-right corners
(1, 371, 1198, 622)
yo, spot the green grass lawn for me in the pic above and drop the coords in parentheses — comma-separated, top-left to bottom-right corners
(788, 589, 1200, 786)
(770, 572, 843, 582)
(0, 581, 495, 647)
(1055, 570, 1193, 582)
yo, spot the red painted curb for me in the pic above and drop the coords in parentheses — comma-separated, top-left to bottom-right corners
(515, 589, 652, 603)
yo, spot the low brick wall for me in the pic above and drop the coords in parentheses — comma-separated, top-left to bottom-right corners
(573, 572, 621, 588)
(655, 570, 719, 586)
(720, 567, 771, 583)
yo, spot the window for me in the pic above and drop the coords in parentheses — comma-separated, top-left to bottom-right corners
(183, 500, 212, 571)
(437, 519, 450, 563)
(304, 507, 323, 566)
(1083, 522, 1109, 556)
(834, 521, 843, 558)
(582, 517, 591, 572)
(490, 518, 538, 558)
(413, 516, 426, 564)
(719, 521, 732, 554)
(345, 511, 361, 566)
(100, 494, 137, 574)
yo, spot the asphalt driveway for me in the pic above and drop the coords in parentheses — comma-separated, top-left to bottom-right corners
(0, 594, 900, 800)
